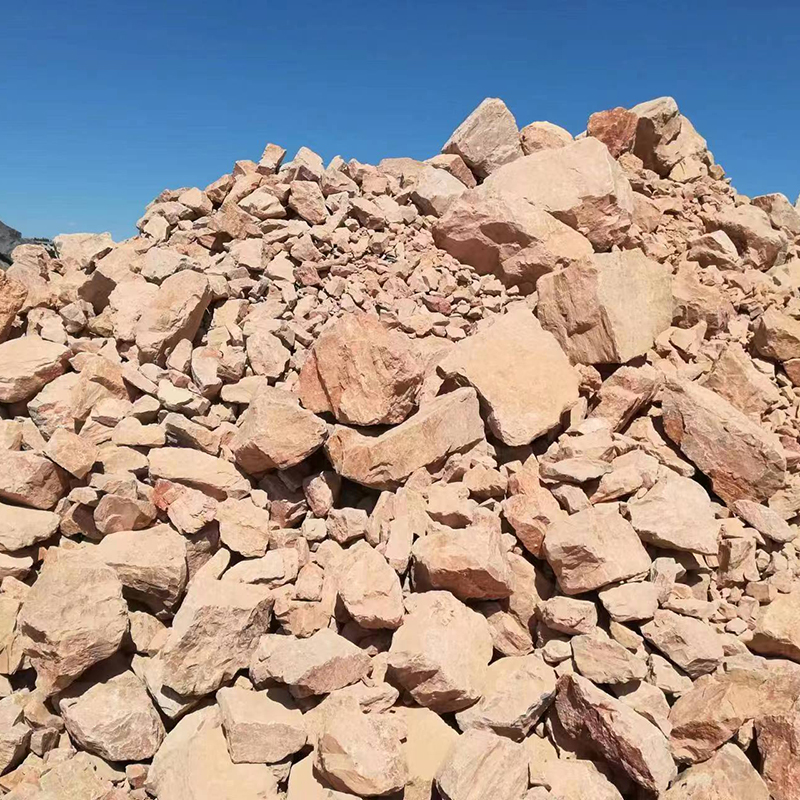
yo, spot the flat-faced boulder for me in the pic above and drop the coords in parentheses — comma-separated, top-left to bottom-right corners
(437, 307, 579, 445)
(733, 499, 797, 543)
(484, 137, 635, 249)
(754, 306, 800, 362)
(298, 313, 423, 426)
(572, 631, 648, 683)
(640, 610, 724, 677)
(436, 729, 529, 800)
(587, 106, 638, 157)
(93, 524, 188, 610)
(217, 686, 307, 764)
(231, 388, 328, 473)
(455, 655, 556, 739)
(537, 249, 673, 364)
(520, 120, 573, 154)
(0, 503, 59, 552)
(149, 447, 251, 500)
(0, 451, 69, 510)
(661, 378, 786, 505)
(250, 628, 371, 698)
(158, 578, 273, 696)
(135, 270, 211, 364)
(556, 674, 676, 793)
(17, 549, 128, 693)
(589, 364, 662, 431)
(215, 497, 271, 557)
(542, 505, 651, 595)
(337, 542, 404, 629)
(0, 693, 29, 776)
(57, 666, 165, 761)
(0, 271, 27, 343)
(411, 525, 512, 600)
(325, 387, 485, 490)
(750, 591, 800, 661)
(0, 336, 69, 403)
(756, 711, 800, 800)
(442, 97, 523, 178)
(433, 186, 593, 289)
(711, 203, 788, 270)
(410, 165, 467, 216)
(627, 474, 720, 554)
(388, 591, 493, 712)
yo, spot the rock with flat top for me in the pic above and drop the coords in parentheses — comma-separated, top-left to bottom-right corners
(712, 204, 788, 270)
(734, 499, 797, 543)
(388, 590, 493, 712)
(0, 451, 68, 510)
(753, 192, 800, 234)
(410, 165, 467, 216)
(0, 503, 59, 552)
(337, 542, 404, 629)
(750, 591, 800, 661)
(325, 387, 485, 490)
(18, 549, 128, 693)
(520, 120, 573, 154)
(542, 505, 651, 595)
(0, 693, 29, 775)
(250, 628, 371, 698)
(299, 313, 423, 426)
(754, 307, 800, 362)
(0, 271, 27, 343)
(442, 97, 523, 178)
(537, 249, 673, 364)
(149, 447, 251, 500)
(0, 336, 69, 403)
(572, 632, 648, 683)
(661, 378, 786, 505)
(484, 137, 635, 249)
(437, 307, 578, 445)
(640, 611, 724, 678)
(215, 497, 271, 557)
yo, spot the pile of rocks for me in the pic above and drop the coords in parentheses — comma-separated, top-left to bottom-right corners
(1, 95, 800, 800)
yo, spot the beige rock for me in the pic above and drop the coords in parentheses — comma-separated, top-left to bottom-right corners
(0, 337, 69, 403)
(753, 192, 800, 235)
(217, 686, 306, 764)
(93, 525, 187, 609)
(433, 186, 593, 289)
(627, 474, 720, 554)
(436, 729, 529, 800)
(598, 582, 659, 622)
(158, 579, 273, 696)
(0, 693, 29, 775)
(327, 507, 368, 544)
(556, 674, 676, 793)
(232, 388, 328, 473)
(0, 453, 67, 511)
(756, 711, 800, 800)
(484, 137, 634, 249)
(663, 742, 769, 800)
(251, 628, 370, 698)
(147, 706, 281, 800)
(246, 330, 290, 379)
(410, 165, 467, 217)
(314, 699, 408, 796)
(43, 429, 97, 479)
(0, 272, 27, 343)
(0, 504, 59, 552)
(538, 596, 597, 634)
(18, 549, 128, 692)
(216, 497, 271, 557)
(299, 313, 423, 426)
(754, 307, 800, 362)
(287, 752, 359, 800)
(589, 364, 662, 431)
(542, 505, 651, 595)
(288, 180, 327, 224)
(537, 249, 673, 364)
(661, 378, 786, 505)
(640, 611, 724, 677)
(411, 525, 512, 600)
(388, 591, 493, 712)
(57, 666, 165, 761)
(325, 387, 485, 490)
(686, 230, 740, 269)
(223, 548, 299, 587)
(54, 231, 114, 269)
(712, 203, 788, 270)
(520, 120, 573, 154)
(438, 307, 578, 445)
(337, 542, 404, 629)
(572, 631, 647, 683)
(425, 153, 477, 187)
(239, 187, 286, 220)
(154, 480, 218, 534)
(149, 446, 250, 500)
(455, 655, 556, 739)
(135, 271, 211, 364)
(750, 591, 800, 661)
(93, 493, 157, 535)
(733, 499, 796, 543)
(442, 97, 523, 178)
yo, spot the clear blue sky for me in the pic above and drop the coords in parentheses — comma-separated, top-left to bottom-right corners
(2, 0, 798, 242)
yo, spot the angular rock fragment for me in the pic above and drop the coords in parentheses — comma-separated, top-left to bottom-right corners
(756, 711, 800, 800)
(410, 165, 467, 217)
(754, 307, 800, 362)
(0, 271, 27, 344)
(149, 446, 251, 500)
(520, 120, 573, 154)
(572, 632, 648, 683)
(0, 503, 59, 552)
(749, 591, 800, 661)
(215, 497, 271, 557)
(0, 336, 68, 403)
(640, 610, 724, 677)
(337, 542, 404, 629)
(0, 693, 29, 775)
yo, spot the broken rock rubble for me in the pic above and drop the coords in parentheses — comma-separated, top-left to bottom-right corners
(0, 92, 799, 798)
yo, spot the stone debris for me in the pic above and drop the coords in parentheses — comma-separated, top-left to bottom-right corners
(2, 93, 800, 798)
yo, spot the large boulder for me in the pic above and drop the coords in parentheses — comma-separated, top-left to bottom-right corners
(437, 307, 579, 445)
(537, 249, 673, 364)
(0, 271, 27, 343)
(433, 186, 593, 289)
(0, 336, 69, 403)
(483, 137, 635, 249)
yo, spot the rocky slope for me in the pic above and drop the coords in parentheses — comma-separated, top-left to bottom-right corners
(1, 95, 800, 799)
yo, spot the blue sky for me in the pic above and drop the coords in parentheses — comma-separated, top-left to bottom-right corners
(2, 0, 798, 242)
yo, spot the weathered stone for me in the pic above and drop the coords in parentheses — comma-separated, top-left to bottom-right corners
(598, 582, 659, 622)
(640, 611, 724, 677)
(0, 337, 68, 403)
(587, 107, 638, 158)
(661, 378, 787, 505)
(337, 542, 404, 629)
(410, 165, 467, 217)
(754, 307, 800, 362)
(590, 365, 662, 431)
(434, 186, 593, 289)
(572, 631, 648, 683)
(388, 591, 493, 712)
(542, 505, 651, 595)
(756, 711, 800, 800)
(752, 192, 800, 235)
(538, 596, 598, 634)
(250, 628, 370, 698)
(0, 504, 59, 552)
(438, 307, 578, 445)
(520, 120, 573, 154)
(750, 591, 800, 661)
(712, 203, 788, 270)
(54, 231, 114, 269)
(442, 97, 523, 178)
(149, 447, 251, 500)
(299, 314, 423, 426)
(18, 549, 128, 693)
(0, 272, 27, 343)
(537, 249, 673, 364)
(734, 499, 797, 543)
(484, 137, 635, 249)
(555, 674, 676, 793)
(216, 497, 271, 557)
(217, 686, 307, 764)
(0, 451, 68, 510)
(325, 387, 485, 490)
(0, 693, 29, 776)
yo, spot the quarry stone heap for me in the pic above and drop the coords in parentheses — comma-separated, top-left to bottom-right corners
(0, 93, 800, 799)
